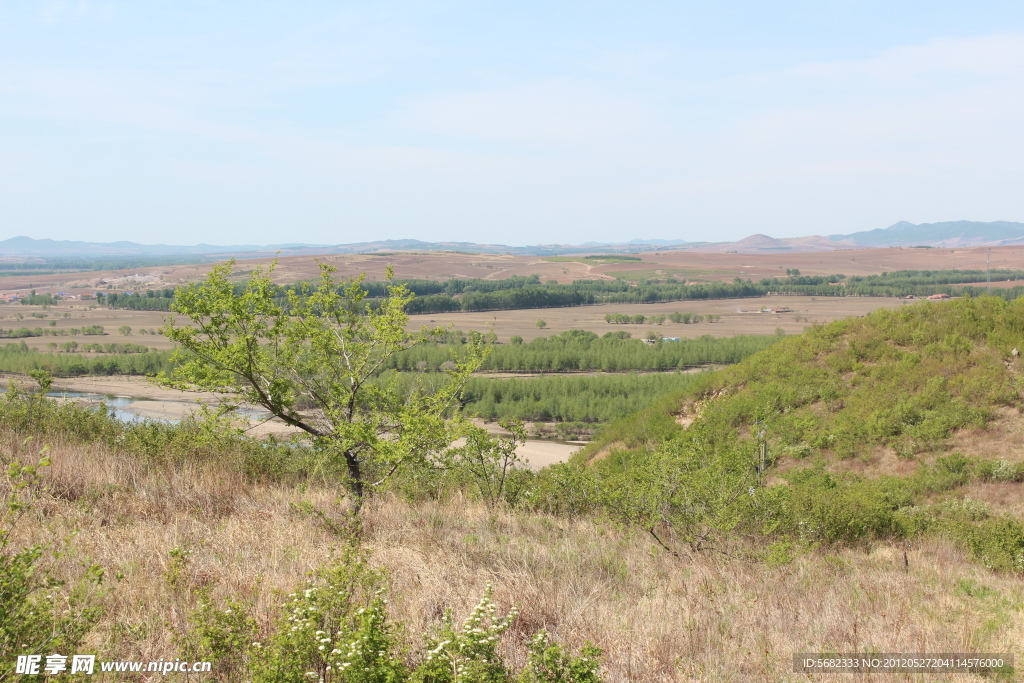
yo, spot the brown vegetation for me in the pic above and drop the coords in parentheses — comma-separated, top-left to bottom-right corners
(7, 432, 1023, 682)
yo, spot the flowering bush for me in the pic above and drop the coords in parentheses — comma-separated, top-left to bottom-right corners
(411, 584, 517, 683)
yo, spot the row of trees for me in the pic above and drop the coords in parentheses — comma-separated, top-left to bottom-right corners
(604, 312, 722, 324)
(384, 329, 781, 373)
(98, 290, 176, 311)
(91, 267, 1024, 316)
(0, 325, 104, 338)
(460, 372, 704, 423)
(0, 341, 173, 375)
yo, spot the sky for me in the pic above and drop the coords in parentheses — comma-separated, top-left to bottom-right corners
(2, 1, 1024, 246)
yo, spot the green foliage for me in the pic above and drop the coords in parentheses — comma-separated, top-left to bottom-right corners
(669, 297, 1022, 461)
(251, 547, 406, 683)
(773, 468, 910, 545)
(161, 260, 485, 511)
(517, 632, 602, 683)
(593, 425, 760, 555)
(459, 373, 704, 424)
(439, 421, 528, 507)
(0, 342, 171, 377)
(575, 387, 692, 462)
(387, 331, 781, 373)
(17, 293, 61, 306)
(179, 594, 258, 681)
(0, 324, 104, 338)
(0, 386, 303, 482)
(100, 290, 177, 311)
(27, 369, 52, 393)
(411, 584, 518, 683)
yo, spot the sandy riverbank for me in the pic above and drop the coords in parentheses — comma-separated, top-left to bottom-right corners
(4, 374, 581, 468)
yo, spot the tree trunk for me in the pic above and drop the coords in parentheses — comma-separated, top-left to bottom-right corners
(344, 449, 364, 514)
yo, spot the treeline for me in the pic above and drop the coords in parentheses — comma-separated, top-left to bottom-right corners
(385, 329, 783, 373)
(63, 342, 153, 354)
(0, 342, 173, 376)
(267, 276, 770, 314)
(460, 372, 704, 423)
(0, 325, 105, 338)
(95, 268, 1024, 317)
(6, 255, 211, 273)
(604, 312, 722, 324)
(375, 369, 703, 424)
(99, 290, 177, 311)
(18, 293, 61, 306)
(398, 279, 764, 313)
(849, 268, 1024, 286)
(758, 269, 1024, 299)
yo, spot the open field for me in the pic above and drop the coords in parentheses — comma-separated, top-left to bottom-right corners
(407, 295, 908, 342)
(1, 295, 910, 349)
(5, 244, 1024, 296)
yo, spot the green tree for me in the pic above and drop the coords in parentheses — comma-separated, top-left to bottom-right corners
(159, 260, 484, 512)
(536, 320, 547, 329)
(118, 325, 132, 335)
(442, 420, 527, 507)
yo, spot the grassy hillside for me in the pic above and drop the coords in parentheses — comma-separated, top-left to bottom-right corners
(2, 388, 1022, 681)
(570, 296, 1024, 578)
(584, 295, 1024, 464)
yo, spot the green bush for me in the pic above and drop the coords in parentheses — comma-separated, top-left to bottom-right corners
(0, 449, 103, 674)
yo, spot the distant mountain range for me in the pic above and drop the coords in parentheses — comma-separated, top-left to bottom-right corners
(830, 221, 1024, 247)
(2, 221, 1023, 258)
(0, 236, 694, 259)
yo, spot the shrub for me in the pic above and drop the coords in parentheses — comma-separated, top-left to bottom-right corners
(0, 446, 103, 668)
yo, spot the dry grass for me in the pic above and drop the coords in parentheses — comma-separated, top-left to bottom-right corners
(6, 434, 1024, 682)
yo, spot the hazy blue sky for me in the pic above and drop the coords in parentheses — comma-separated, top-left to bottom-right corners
(3, 1, 1024, 245)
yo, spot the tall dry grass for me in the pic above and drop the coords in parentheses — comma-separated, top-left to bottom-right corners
(4, 433, 1022, 682)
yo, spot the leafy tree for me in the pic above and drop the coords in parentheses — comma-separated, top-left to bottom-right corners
(159, 260, 484, 512)
(536, 320, 547, 329)
(118, 325, 132, 336)
(27, 369, 52, 394)
(442, 420, 527, 507)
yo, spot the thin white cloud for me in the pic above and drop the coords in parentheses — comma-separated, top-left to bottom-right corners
(390, 80, 660, 146)
(2, 23, 1024, 243)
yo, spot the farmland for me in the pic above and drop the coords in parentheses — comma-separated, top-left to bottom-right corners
(0, 294, 907, 352)
(6, 243, 1024, 294)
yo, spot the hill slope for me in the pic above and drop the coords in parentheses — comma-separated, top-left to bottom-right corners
(586, 296, 1024, 465)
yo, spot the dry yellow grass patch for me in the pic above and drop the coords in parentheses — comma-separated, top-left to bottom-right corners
(5, 436, 1023, 682)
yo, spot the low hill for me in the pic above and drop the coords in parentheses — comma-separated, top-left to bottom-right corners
(831, 220, 1024, 247)
(577, 296, 1024, 572)
(586, 296, 1024, 466)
